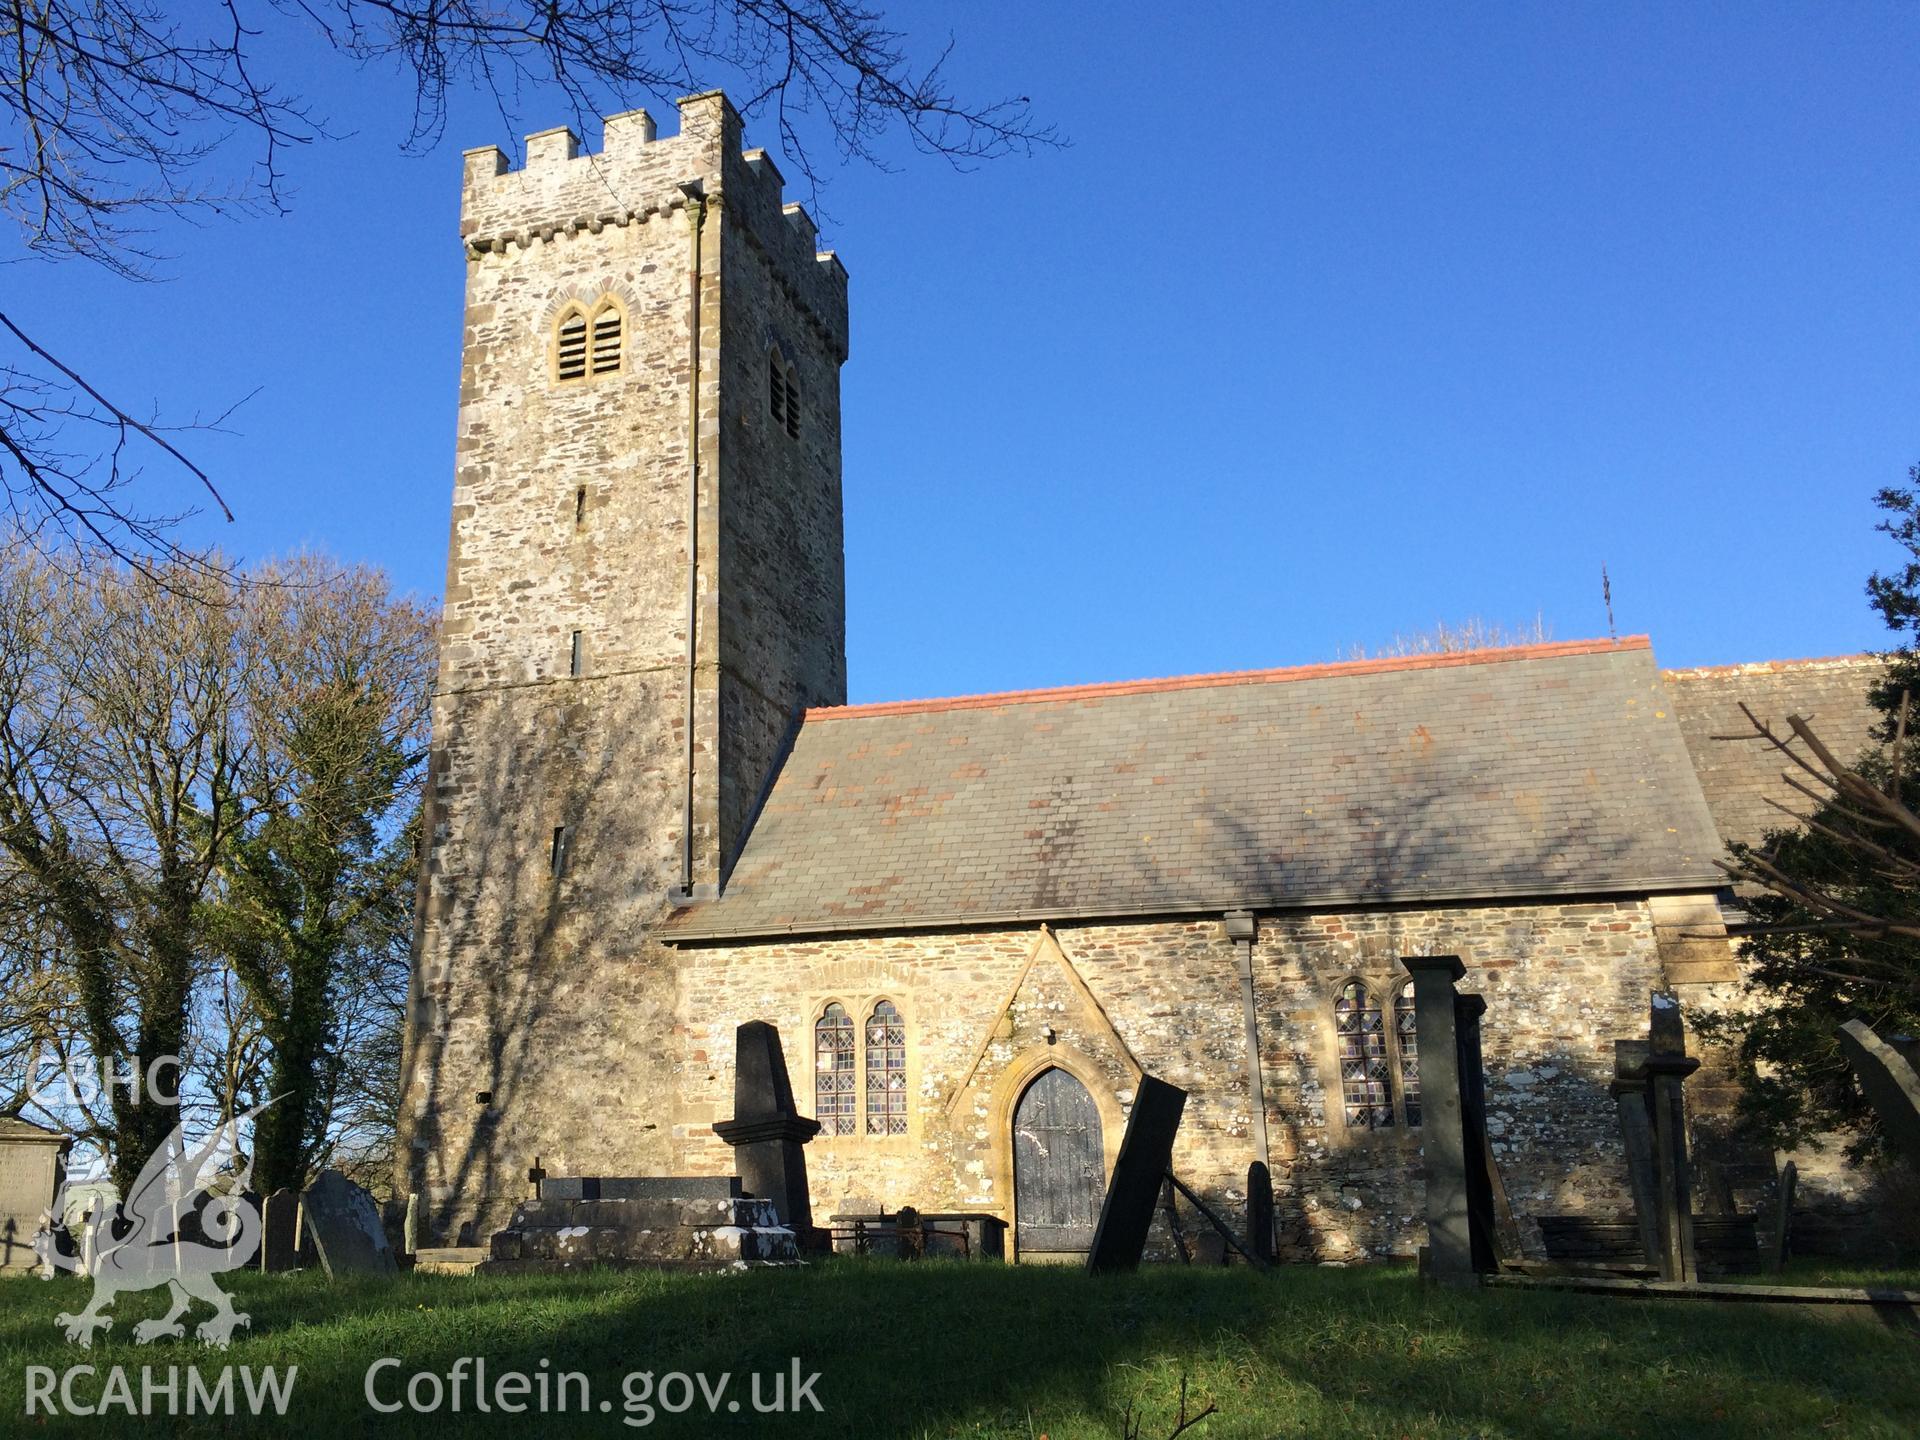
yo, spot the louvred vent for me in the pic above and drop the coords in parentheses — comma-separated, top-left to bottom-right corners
(769, 354, 785, 424)
(556, 313, 588, 381)
(784, 373, 799, 439)
(591, 309, 621, 374)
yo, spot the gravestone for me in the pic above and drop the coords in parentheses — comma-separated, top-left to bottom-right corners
(1608, 1039, 1662, 1266)
(1836, 1019, 1920, 1169)
(402, 1192, 419, 1257)
(1404, 956, 1497, 1284)
(1454, 991, 1501, 1269)
(0, 1116, 69, 1271)
(1768, 1161, 1797, 1274)
(299, 1169, 396, 1278)
(259, 1189, 299, 1273)
(1086, 1074, 1187, 1274)
(1247, 1161, 1274, 1266)
(1641, 991, 1700, 1284)
(712, 1021, 823, 1244)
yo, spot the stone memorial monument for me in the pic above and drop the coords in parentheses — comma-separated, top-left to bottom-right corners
(300, 1169, 397, 1278)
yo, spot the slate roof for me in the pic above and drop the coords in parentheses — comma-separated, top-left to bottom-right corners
(666, 637, 1729, 940)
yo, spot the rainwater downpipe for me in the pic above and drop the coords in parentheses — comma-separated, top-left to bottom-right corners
(677, 179, 708, 900)
(1226, 910, 1271, 1170)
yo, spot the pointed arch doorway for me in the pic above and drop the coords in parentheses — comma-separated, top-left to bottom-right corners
(1012, 1067, 1106, 1259)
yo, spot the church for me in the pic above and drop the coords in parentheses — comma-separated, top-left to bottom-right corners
(397, 92, 1882, 1261)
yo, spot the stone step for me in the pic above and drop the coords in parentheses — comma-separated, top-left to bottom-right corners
(413, 1246, 490, 1276)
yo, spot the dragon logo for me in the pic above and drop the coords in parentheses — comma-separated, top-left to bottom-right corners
(35, 1100, 273, 1348)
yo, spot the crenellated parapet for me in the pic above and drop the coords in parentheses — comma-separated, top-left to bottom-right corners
(460, 92, 848, 359)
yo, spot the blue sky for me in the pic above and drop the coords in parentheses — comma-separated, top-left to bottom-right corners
(13, 2, 1917, 702)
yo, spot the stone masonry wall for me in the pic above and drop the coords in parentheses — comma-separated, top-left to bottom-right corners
(669, 898, 1669, 1262)
(399, 95, 850, 1242)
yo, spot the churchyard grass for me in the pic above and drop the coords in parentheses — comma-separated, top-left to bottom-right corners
(1, 1258, 1915, 1438)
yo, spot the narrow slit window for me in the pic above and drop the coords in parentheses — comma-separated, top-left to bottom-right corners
(556, 309, 588, 381)
(1396, 980, 1421, 1127)
(1335, 981, 1393, 1130)
(574, 486, 587, 527)
(549, 825, 571, 877)
(569, 631, 583, 678)
(814, 1004, 856, 1136)
(864, 999, 907, 1136)
(590, 303, 622, 375)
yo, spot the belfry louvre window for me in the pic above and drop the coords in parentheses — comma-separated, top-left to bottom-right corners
(590, 306, 621, 374)
(769, 350, 799, 439)
(814, 1004, 857, 1136)
(864, 1000, 907, 1136)
(1396, 980, 1421, 1127)
(555, 299, 623, 382)
(1335, 981, 1394, 1130)
(556, 311, 589, 380)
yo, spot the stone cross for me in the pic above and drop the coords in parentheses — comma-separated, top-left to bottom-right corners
(1404, 956, 1497, 1284)
(1640, 990, 1700, 1283)
(713, 1021, 823, 1243)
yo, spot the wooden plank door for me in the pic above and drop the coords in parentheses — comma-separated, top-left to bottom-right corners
(1013, 1067, 1106, 1255)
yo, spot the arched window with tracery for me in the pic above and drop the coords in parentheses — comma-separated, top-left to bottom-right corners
(864, 999, 906, 1135)
(1335, 980, 1394, 1130)
(1395, 979, 1421, 1128)
(814, 1003, 856, 1136)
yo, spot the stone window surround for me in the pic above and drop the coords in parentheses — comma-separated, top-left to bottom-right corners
(547, 292, 630, 385)
(1320, 966, 1422, 1146)
(810, 993, 916, 1146)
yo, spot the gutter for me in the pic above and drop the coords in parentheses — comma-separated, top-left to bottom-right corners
(1225, 909, 1270, 1171)
(660, 874, 1733, 943)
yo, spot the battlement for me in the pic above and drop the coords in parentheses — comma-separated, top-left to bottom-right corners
(460, 91, 846, 353)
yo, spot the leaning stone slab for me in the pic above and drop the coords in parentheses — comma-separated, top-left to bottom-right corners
(1836, 1019, 1920, 1169)
(299, 1169, 396, 1278)
(1086, 1073, 1187, 1274)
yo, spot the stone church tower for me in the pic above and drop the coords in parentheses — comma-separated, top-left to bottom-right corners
(398, 93, 849, 1242)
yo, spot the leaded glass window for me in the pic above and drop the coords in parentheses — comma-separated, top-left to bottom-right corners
(1336, 980, 1394, 1130)
(864, 999, 907, 1136)
(814, 1004, 856, 1136)
(1396, 979, 1421, 1128)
